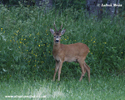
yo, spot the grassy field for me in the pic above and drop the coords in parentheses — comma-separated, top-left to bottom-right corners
(0, 75, 125, 100)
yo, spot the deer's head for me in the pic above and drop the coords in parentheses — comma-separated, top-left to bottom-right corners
(50, 22, 66, 44)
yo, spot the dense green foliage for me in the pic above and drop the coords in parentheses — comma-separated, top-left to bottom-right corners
(0, 5, 125, 81)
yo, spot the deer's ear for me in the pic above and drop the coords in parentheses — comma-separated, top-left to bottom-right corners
(61, 29, 66, 35)
(50, 29, 55, 35)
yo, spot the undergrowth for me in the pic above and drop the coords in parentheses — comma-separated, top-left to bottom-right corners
(0, 5, 125, 80)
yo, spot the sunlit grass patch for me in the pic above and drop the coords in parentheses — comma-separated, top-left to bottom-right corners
(0, 76, 125, 100)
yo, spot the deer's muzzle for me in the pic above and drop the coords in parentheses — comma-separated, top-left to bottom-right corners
(55, 40, 59, 42)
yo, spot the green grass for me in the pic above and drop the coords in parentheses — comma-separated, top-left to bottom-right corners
(0, 75, 125, 100)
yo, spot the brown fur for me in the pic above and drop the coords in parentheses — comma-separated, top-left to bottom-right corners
(50, 26, 90, 82)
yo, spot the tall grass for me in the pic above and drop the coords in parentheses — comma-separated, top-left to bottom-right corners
(0, 5, 125, 80)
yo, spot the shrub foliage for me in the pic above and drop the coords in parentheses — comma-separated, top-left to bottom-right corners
(0, 5, 125, 80)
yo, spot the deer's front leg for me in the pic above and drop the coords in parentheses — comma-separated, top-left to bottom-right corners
(53, 61, 60, 81)
(58, 61, 63, 81)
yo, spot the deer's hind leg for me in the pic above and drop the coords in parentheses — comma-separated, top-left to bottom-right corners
(78, 59, 86, 81)
(83, 61, 90, 82)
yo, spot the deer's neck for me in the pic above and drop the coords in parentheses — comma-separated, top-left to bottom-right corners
(53, 43, 61, 52)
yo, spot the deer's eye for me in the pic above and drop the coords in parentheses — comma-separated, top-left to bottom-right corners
(54, 36, 56, 38)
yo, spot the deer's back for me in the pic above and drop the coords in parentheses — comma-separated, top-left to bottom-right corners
(60, 43, 89, 62)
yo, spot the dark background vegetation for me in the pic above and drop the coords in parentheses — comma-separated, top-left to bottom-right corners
(0, 0, 125, 81)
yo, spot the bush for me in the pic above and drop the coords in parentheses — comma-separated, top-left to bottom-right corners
(0, 5, 125, 80)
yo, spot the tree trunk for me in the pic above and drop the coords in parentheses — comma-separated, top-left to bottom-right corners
(115, 0, 120, 15)
(86, 0, 103, 18)
(106, 0, 120, 17)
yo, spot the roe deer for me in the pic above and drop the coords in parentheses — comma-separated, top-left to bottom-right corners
(50, 22, 90, 82)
